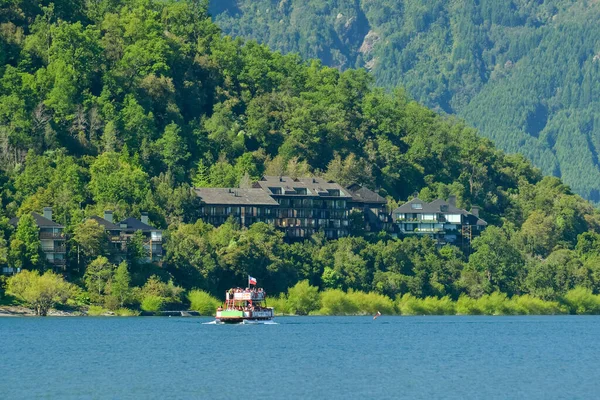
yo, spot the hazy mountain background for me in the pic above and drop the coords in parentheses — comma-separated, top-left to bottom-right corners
(210, 0, 600, 202)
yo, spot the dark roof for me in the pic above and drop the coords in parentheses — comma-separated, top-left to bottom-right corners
(88, 216, 122, 231)
(194, 188, 280, 206)
(119, 217, 160, 232)
(254, 176, 352, 198)
(394, 198, 467, 215)
(393, 198, 432, 213)
(9, 212, 63, 228)
(346, 184, 386, 204)
(394, 198, 488, 226)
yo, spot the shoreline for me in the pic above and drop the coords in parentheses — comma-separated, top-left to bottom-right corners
(0, 306, 85, 317)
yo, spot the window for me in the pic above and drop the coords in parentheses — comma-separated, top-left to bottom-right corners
(327, 189, 340, 197)
(294, 187, 307, 195)
(411, 203, 423, 210)
(269, 187, 282, 195)
(447, 214, 461, 223)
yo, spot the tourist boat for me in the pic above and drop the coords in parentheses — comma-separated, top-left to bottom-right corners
(215, 276, 274, 324)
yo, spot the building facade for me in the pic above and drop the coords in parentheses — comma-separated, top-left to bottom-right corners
(253, 176, 351, 239)
(392, 197, 487, 248)
(194, 176, 353, 240)
(8, 207, 67, 272)
(89, 211, 164, 264)
(346, 183, 393, 233)
(193, 188, 280, 228)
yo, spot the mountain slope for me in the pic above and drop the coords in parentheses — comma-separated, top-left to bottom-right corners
(211, 0, 600, 202)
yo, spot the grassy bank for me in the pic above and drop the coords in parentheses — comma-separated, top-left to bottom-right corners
(268, 282, 600, 316)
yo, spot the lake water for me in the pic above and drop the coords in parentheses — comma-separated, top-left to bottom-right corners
(1, 316, 599, 399)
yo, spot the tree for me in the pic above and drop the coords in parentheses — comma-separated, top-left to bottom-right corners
(467, 226, 525, 296)
(72, 219, 109, 262)
(192, 159, 210, 187)
(127, 230, 148, 266)
(0, 235, 8, 267)
(156, 123, 190, 177)
(9, 214, 42, 270)
(286, 280, 319, 315)
(110, 261, 131, 307)
(7, 270, 74, 316)
(84, 256, 115, 302)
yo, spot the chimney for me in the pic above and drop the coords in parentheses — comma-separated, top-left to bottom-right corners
(104, 210, 113, 223)
(471, 206, 480, 217)
(448, 196, 456, 207)
(141, 212, 149, 225)
(43, 207, 53, 221)
(279, 176, 283, 182)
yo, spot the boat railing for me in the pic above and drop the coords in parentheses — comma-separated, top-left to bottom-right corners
(227, 290, 266, 302)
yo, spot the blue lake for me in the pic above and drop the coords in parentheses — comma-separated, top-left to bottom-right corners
(1, 316, 599, 399)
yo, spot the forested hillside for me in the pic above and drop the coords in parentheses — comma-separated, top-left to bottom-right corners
(211, 0, 600, 202)
(2, 0, 600, 314)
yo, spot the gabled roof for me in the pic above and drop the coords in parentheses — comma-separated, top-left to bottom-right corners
(194, 188, 280, 206)
(393, 198, 488, 226)
(255, 176, 351, 198)
(9, 212, 63, 228)
(393, 197, 429, 214)
(88, 216, 122, 231)
(427, 199, 468, 215)
(119, 217, 160, 232)
(346, 184, 386, 204)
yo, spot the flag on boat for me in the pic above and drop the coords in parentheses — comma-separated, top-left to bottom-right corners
(248, 275, 257, 285)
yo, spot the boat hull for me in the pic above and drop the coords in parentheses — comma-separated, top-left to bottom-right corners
(216, 308, 274, 324)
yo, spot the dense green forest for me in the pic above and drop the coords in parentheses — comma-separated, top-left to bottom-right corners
(211, 0, 600, 203)
(2, 0, 600, 314)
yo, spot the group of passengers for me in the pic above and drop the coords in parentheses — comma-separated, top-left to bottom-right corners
(228, 287, 265, 295)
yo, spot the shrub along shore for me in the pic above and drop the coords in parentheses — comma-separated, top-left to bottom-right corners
(5, 274, 600, 317)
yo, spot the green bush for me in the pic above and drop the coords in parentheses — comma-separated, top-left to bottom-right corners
(317, 289, 358, 315)
(455, 295, 483, 315)
(562, 287, 600, 315)
(287, 280, 320, 315)
(267, 293, 291, 315)
(346, 290, 396, 315)
(87, 305, 109, 316)
(141, 295, 164, 313)
(188, 290, 220, 316)
(115, 308, 140, 316)
(421, 296, 456, 315)
(510, 295, 564, 315)
(477, 292, 512, 315)
(397, 294, 428, 315)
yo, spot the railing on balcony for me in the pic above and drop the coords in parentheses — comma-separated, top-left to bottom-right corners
(51, 259, 66, 266)
(41, 246, 66, 253)
(39, 232, 65, 239)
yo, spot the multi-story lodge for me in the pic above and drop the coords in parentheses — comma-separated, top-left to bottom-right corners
(345, 183, 393, 232)
(8, 207, 66, 272)
(253, 176, 351, 239)
(392, 197, 487, 247)
(194, 176, 352, 240)
(193, 188, 280, 228)
(88, 211, 163, 263)
(119, 213, 163, 263)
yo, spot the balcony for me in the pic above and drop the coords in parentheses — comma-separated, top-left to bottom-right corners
(41, 245, 66, 253)
(51, 259, 66, 266)
(40, 232, 65, 240)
